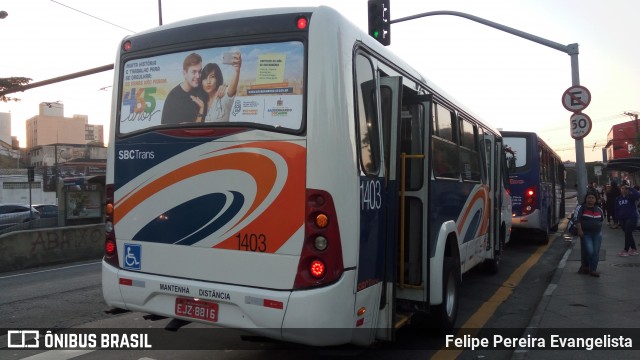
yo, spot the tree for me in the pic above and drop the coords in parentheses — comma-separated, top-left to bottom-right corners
(0, 77, 32, 102)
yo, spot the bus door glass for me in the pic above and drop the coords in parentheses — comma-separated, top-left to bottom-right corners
(396, 95, 430, 303)
(483, 133, 501, 251)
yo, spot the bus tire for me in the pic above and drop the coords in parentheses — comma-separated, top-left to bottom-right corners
(431, 257, 459, 330)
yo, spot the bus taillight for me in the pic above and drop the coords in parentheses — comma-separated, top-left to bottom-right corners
(310, 259, 326, 278)
(522, 185, 538, 215)
(104, 184, 119, 267)
(294, 189, 344, 289)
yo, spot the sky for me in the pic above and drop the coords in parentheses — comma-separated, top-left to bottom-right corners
(0, 0, 638, 162)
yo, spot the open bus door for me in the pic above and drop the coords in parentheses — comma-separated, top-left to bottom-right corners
(394, 94, 432, 312)
(375, 75, 403, 342)
(353, 72, 402, 345)
(375, 81, 436, 341)
(482, 133, 504, 272)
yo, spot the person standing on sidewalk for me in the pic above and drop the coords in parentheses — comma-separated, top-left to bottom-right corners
(606, 181, 621, 227)
(575, 191, 605, 277)
(614, 183, 640, 257)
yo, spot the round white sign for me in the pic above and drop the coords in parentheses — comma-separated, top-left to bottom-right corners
(562, 85, 591, 112)
(570, 112, 592, 140)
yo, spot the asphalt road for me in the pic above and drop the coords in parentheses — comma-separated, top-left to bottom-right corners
(0, 222, 573, 360)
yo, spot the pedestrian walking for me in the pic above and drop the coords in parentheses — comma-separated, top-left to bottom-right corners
(575, 190, 604, 277)
(606, 181, 621, 227)
(614, 183, 640, 257)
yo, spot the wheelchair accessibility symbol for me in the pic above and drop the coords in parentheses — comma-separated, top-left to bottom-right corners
(123, 244, 141, 270)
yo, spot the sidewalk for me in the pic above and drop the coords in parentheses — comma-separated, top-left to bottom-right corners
(517, 220, 640, 359)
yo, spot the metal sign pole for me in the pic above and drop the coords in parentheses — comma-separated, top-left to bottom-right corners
(570, 50, 587, 202)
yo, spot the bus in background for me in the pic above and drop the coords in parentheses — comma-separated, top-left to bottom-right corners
(501, 131, 565, 243)
(102, 6, 511, 347)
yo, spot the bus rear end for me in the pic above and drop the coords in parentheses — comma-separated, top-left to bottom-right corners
(502, 132, 542, 229)
(102, 8, 353, 346)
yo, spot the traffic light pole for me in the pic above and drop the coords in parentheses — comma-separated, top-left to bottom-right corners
(390, 10, 587, 201)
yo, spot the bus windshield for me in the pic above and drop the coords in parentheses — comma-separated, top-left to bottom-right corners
(118, 41, 305, 134)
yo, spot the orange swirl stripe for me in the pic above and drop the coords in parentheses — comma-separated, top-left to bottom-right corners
(214, 141, 306, 253)
(457, 185, 490, 238)
(114, 151, 277, 225)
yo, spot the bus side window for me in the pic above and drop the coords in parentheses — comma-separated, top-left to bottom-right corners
(432, 103, 459, 179)
(459, 117, 481, 182)
(355, 54, 380, 175)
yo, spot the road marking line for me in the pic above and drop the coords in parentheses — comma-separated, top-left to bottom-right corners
(432, 234, 554, 359)
(0, 262, 101, 280)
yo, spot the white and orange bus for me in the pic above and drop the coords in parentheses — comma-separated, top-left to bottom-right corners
(102, 6, 511, 346)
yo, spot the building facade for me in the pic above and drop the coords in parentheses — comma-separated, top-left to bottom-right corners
(25, 102, 104, 149)
(606, 119, 639, 161)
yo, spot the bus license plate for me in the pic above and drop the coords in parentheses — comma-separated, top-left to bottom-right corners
(175, 298, 218, 322)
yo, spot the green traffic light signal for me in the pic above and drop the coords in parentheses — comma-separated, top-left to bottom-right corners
(367, 0, 390, 45)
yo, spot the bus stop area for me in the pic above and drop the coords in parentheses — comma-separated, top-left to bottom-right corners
(516, 206, 640, 358)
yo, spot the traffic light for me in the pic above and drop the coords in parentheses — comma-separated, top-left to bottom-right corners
(368, 0, 390, 46)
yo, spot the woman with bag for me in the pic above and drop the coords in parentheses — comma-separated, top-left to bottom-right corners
(575, 190, 605, 277)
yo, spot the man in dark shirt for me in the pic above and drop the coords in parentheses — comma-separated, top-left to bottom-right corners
(161, 52, 206, 125)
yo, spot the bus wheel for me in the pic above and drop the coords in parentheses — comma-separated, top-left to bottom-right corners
(432, 257, 459, 330)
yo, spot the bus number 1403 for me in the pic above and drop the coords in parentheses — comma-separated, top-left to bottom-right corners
(236, 233, 267, 252)
(360, 179, 382, 211)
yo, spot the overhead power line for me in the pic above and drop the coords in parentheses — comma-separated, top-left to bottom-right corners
(49, 0, 135, 33)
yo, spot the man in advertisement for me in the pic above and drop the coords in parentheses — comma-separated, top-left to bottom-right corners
(161, 52, 206, 125)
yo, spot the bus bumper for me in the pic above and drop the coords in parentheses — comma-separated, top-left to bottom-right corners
(511, 209, 541, 230)
(103, 260, 359, 346)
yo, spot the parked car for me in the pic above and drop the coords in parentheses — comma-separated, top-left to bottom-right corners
(33, 204, 59, 219)
(0, 204, 40, 227)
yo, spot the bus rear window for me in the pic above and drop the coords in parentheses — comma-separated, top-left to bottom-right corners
(118, 41, 304, 134)
(503, 136, 528, 172)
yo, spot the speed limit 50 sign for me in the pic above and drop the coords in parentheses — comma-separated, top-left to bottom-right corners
(570, 112, 592, 140)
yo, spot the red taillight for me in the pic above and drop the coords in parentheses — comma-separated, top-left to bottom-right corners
(293, 189, 344, 289)
(105, 239, 116, 255)
(104, 184, 119, 267)
(123, 40, 132, 52)
(522, 185, 538, 215)
(310, 259, 326, 278)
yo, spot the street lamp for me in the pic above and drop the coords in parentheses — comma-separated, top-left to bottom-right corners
(0, 11, 8, 19)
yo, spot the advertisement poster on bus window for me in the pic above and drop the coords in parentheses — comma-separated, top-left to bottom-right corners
(119, 41, 304, 134)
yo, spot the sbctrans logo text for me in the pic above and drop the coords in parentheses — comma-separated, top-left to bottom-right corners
(118, 149, 155, 160)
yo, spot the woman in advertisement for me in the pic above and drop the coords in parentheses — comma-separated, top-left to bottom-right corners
(194, 51, 242, 122)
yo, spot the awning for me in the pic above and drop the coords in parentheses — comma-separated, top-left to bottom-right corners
(604, 158, 640, 173)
